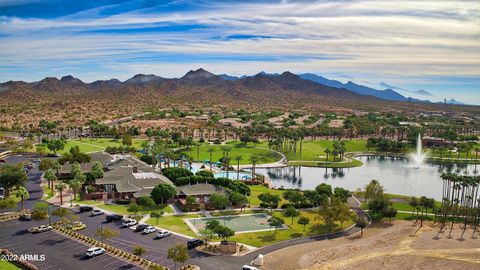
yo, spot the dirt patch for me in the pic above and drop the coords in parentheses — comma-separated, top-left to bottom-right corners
(263, 221, 480, 270)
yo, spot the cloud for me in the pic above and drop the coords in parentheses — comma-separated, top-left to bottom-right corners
(0, 0, 479, 103)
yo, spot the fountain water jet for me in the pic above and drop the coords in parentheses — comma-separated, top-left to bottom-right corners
(412, 133, 425, 165)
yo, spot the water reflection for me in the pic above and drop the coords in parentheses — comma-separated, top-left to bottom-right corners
(254, 156, 479, 201)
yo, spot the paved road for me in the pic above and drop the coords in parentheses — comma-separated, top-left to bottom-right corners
(0, 154, 45, 213)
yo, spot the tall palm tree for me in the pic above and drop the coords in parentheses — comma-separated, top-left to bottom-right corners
(56, 183, 67, 206)
(235, 156, 242, 181)
(69, 180, 82, 201)
(16, 186, 29, 211)
(207, 147, 214, 171)
(324, 149, 331, 161)
(250, 155, 258, 181)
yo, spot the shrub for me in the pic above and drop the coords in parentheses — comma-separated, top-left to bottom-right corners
(162, 167, 193, 182)
(196, 170, 214, 178)
(137, 196, 156, 207)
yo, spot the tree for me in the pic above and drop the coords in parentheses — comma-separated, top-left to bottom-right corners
(383, 207, 397, 222)
(137, 196, 156, 207)
(0, 164, 28, 197)
(324, 148, 331, 161)
(0, 197, 16, 210)
(122, 134, 133, 147)
(364, 180, 384, 202)
(16, 186, 29, 210)
(39, 158, 56, 172)
(69, 179, 82, 201)
(214, 225, 235, 240)
(355, 215, 368, 236)
(31, 202, 49, 221)
(229, 192, 248, 211)
(185, 196, 196, 211)
(207, 147, 214, 171)
(258, 193, 280, 212)
(284, 205, 300, 224)
(268, 216, 284, 234)
(304, 190, 326, 207)
(44, 168, 57, 190)
(315, 183, 333, 197)
(55, 182, 67, 205)
(150, 184, 176, 204)
(283, 190, 305, 207)
(408, 197, 419, 217)
(333, 187, 352, 203)
(168, 244, 189, 270)
(95, 227, 119, 243)
(234, 155, 242, 181)
(46, 138, 66, 155)
(133, 246, 147, 257)
(91, 162, 104, 179)
(298, 216, 310, 231)
(150, 211, 165, 225)
(52, 207, 70, 224)
(127, 202, 142, 215)
(209, 194, 229, 210)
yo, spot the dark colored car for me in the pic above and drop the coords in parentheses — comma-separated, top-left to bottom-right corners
(79, 206, 93, 212)
(0, 160, 5, 164)
(19, 213, 32, 221)
(187, 239, 204, 249)
(134, 224, 150, 232)
(105, 214, 123, 222)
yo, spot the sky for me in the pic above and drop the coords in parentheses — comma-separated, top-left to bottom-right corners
(0, 0, 479, 104)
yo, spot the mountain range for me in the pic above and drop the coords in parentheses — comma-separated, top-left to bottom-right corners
(0, 69, 469, 110)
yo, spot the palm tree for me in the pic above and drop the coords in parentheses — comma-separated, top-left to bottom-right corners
(250, 155, 258, 181)
(207, 147, 214, 171)
(69, 180, 82, 201)
(234, 156, 242, 181)
(56, 183, 67, 206)
(324, 149, 331, 161)
(475, 148, 480, 160)
(16, 186, 29, 211)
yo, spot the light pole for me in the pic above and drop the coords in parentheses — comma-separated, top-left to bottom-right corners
(70, 194, 73, 207)
(48, 205, 52, 225)
(100, 223, 104, 243)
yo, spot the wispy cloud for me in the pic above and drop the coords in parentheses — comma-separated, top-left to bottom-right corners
(0, 0, 479, 103)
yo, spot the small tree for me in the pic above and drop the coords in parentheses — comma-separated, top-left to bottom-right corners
(206, 219, 220, 231)
(214, 225, 235, 240)
(127, 202, 142, 216)
(31, 202, 49, 221)
(0, 197, 16, 210)
(355, 215, 369, 236)
(229, 192, 248, 211)
(133, 246, 147, 257)
(91, 162, 104, 179)
(284, 205, 300, 224)
(258, 193, 280, 212)
(43, 169, 57, 191)
(151, 184, 176, 204)
(185, 196, 196, 211)
(55, 182, 67, 205)
(209, 194, 229, 210)
(16, 186, 29, 211)
(0, 164, 27, 197)
(95, 227, 119, 243)
(268, 216, 284, 234)
(298, 216, 310, 231)
(150, 211, 165, 225)
(69, 179, 82, 201)
(167, 244, 189, 270)
(137, 196, 156, 208)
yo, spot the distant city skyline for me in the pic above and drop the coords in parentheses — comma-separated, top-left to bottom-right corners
(0, 0, 478, 104)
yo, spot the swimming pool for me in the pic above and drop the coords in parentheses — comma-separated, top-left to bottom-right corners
(214, 171, 252, 180)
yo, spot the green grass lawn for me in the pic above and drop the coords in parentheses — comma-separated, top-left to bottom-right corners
(180, 141, 281, 165)
(0, 261, 21, 270)
(58, 138, 147, 154)
(146, 214, 200, 237)
(230, 210, 354, 247)
(288, 158, 363, 168)
(248, 185, 289, 207)
(41, 185, 55, 200)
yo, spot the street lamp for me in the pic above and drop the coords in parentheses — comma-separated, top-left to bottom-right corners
(70, 194, 73, 207)
(48, 205, 52, 225)
(100, 223, 104, 243)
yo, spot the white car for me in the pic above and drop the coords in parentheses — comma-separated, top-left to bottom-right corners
(143, 226, 157, 234)
(90, 209, 104, 216)
(85, 247, 105, 257)
(242, 266, 260, 270)
(156, 230, 171, 239)
(122, 219, 137, 227)
(28, 225, 53, 233)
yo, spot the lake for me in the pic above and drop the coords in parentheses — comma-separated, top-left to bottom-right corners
(254, 156, 479, 201)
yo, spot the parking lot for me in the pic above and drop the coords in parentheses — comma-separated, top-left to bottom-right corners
(0, 218, 143, 270)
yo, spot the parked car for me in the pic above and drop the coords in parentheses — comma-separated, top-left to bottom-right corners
(105, 214, 123, 222)
(79, 206, 93, 212)
(156, 230, 171, 239)
(242, 266, 260, 270)
(0, 159, 6, 164)
(28, 225, 53, 233)
(90, 209, 104, 216)
(187, 239, 204, 249)
(134, 224, 149, 232)
(122, 219, 137, 227)
(85, 247, 105, 257)
(19, 213, 32, 221)
(143, 226, 157, 234)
